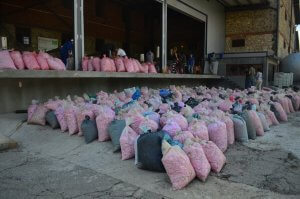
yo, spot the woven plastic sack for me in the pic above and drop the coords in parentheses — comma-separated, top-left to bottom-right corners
(173, 131, 194, 144)
(82, 56, 88, 71)
(114, 57, 126, 72)
(207, 121, 228, 152)
(198, 140, 226, 173)
(265, 110, 279, 126)
(81, 116, 98, 144)
(286, 97, 295, 113)
(138, 118, 158, 134)
(28, 105, 48, 126)
(161, 140, 195, 190)
(241, 111, 256, 140)
(108, 120, 126, 152)
(45, 111, 60, 129)
(257, 112, 270, 132)
(96, 106, 115, 141)
(123, 57, 134, 72)
(273, 102, 287, 122)
(148, 63, 157, 73)
(188, 120, 208, 139)
(162, 120, 181, 137)
(180, 105, 195, 118)
(120, 119, 139, 160)
(248, 110, 264, 136)
(77, 110, 95, 136)
(88, 58, 94, 71)
(65, 106, 79, 135)
(232, 115, 248, 142)
(10, 51, 24, 69)
(279, 98, 290, 114)
(36, 52, 49, 70)
(55, 106, 68, 132)
(0, 50, 16, 70)
(27, 100, 39, 122)
(140, 63, 149, 73)
(183, 139, 211, 182)
(44, 99, 62, 111)
(129, 114, 146, 134)
(143, 111, 160, 125)
(47, 57, 65, 71)
(92, 57, 101, 71)
(135, 131, 165, 172)
(222, 116, 235, 145)
(23, 52, 40, 70)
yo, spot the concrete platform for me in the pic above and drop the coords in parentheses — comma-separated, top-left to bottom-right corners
(0, 70, 221, 79)
(0, 113, 299, 199)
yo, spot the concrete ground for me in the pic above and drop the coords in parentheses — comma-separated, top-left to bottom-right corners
(0, 113, 300, 199)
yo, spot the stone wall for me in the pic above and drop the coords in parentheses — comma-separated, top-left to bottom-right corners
(278, 0, 296, 59)
(225, 6, 277, 53)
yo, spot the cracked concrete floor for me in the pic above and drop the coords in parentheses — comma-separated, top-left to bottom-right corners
(0, 113, 300, 199)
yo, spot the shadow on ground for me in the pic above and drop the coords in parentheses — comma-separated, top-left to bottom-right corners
(215, 143, 300, 195)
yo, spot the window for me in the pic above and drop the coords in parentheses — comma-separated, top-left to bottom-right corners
(16, 27, 31, 45)
(232, 39, 245, 47)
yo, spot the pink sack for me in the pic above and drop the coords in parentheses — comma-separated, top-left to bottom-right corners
(47, 57, 65, 71)
(44, 100, 62, 111)
(88, 58, 94, 71)
(140, 63, 149, 73)
(36, 52, 49, 70)
(183, 140, 211, 182)
(27, 100, 39, 122)
(96, 106, 115, 141)
(27, 105, 48, 126)
(129, 114, 146, 133)
(10, 51, 24, 69)
(82, 56, 89, 71)
(188, 120, 209, 140)
(92, 57, 101, 71)
(77, 110, 95, 136)
(274, 102, 288, 122)
(199, 140, 226, 173)
(207, 121, 228, 152)
(64, 106, 79, 135)
(138, 118, 158, 134)
(120, 122, 138, 160)
(114, 57, 126, 72)
(279, 98, 290, 114)
(132, 59, 140, 73)
(162, 120, 181, 137)
(22, 52, 40, 70)
(162, 142, 195, 190)
(109, 58, 116, 72)
(124, 57, 135, 72)
(55, 106, 68, 132)
(0, 50, 16, 70)
(148, 63, 157, 73)
(173, 131, 194, 144)
(172, 114, 188, 130)
(100, 55, 112, 72)
(218, 100, 232, 112)
(222, 116, 235, 145)
(265, 110, 279, 125)
(286, 97, 295, 113)
(248, 110, 264, 136)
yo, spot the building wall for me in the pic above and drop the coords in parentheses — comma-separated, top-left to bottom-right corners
(225, 1, 277, 54)
(173, 0, 225, 54)
(278, 0, 296, 59)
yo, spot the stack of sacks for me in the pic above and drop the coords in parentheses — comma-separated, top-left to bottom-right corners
(81, 55, 157, 73)
(0, 50, 65, 70)
(26, 85, 300, 190)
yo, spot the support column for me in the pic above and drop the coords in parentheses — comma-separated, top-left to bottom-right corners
(74, 0, 84, 70)
(162, 0, 167, 72)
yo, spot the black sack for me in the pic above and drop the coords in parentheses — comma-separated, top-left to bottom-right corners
(108, 120, 126, 152)
(136, 131, 165, 172)
(81, 116, 98, 144)
(45, 111, 60, 129)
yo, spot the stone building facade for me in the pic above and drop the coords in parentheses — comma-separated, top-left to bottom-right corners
(225, 0, 296, 60)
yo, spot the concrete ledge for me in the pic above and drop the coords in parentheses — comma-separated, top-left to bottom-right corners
(0, 70, 221, 79)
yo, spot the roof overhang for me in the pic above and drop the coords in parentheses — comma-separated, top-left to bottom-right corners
(295, 0, 300, 24)
(218, 0, 271, 11)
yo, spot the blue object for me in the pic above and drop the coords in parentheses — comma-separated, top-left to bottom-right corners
(163, 134, 183, 148)
(159, 89, 172, 98)
(132, 89, 141, 100)
(60, 40, 73, 65)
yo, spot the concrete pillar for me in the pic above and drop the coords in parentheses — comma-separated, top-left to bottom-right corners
(162, 0, 168, 72)
(263, 57, 269, 86)
(74, 0, 84, 70)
